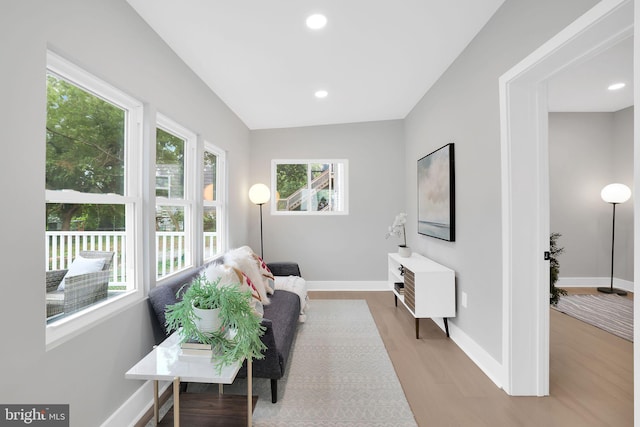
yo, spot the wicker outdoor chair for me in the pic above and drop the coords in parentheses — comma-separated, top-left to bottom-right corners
(46, 251, 115, 318)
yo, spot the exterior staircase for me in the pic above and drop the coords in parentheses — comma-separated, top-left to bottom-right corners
(278, 169, 331, 211)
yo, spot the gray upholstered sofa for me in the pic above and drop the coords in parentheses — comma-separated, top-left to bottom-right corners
(147, 257, 302, 403)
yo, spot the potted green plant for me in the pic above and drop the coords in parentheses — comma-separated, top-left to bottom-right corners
(550, 232, 567, 306)
(165, 275, 266, 371)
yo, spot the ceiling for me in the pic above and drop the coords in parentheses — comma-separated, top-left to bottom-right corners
(126, 1, 632, 130)
(547, 36, 633, 113)
(126, 0, 506, 129)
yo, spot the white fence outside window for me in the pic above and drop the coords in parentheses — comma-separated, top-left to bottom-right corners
(46, 231, 218, 283)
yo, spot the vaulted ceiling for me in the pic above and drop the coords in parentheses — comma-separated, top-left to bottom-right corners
(126, 1, 632, 130)
(126, 0, 506, 129)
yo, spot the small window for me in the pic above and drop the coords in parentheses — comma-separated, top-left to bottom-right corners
(155, 176, 171, 198)
(272, 160, 348, 214)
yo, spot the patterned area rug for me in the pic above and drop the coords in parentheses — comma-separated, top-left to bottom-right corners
(551, 294, 633, 342)
(152, 299, 417, 426)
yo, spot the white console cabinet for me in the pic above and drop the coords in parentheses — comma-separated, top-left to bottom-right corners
(388, 252, 456, 338)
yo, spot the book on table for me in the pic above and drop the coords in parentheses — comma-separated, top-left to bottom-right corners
(178, 338, 215, 362)
(394, 282, 405, 295)
(181, 338, 213, 350)
(181, 348, 214, 356)
(178, 347, 215, 363)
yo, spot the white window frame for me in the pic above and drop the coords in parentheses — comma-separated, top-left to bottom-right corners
(155, 114, 197, 279)
(203, 141, 227, 260)
(271, 159, 349, 215)
(45, 51, 144, 350)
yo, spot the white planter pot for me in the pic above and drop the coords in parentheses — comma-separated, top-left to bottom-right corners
(192, 306, 222, 333)
(398, 246, 412, 258)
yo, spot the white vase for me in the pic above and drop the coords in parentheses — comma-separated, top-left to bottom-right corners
(398, 246, 412, 258)
(192, 306, 222, 333)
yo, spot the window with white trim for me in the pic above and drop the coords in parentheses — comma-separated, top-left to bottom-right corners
(203, 142, 226, 260)
(155, 175, 171, 198)
(45, 51, 142, 327)
(155, 115, 197, 279)
(272, 159, 348, 214)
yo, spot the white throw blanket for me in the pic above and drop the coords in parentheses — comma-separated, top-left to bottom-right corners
(224, 246, 271, 305)
(274, 275, 309, 322)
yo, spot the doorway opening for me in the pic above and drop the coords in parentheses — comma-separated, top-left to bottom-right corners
(499, 0, 633, 396)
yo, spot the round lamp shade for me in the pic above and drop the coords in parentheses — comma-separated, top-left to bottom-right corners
(249, 183, 271, 205)
(203, 184, 214, 201)
(601, 183, 631, 204)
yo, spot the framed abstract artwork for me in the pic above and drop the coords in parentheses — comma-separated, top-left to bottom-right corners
(417, 143, 455, 241)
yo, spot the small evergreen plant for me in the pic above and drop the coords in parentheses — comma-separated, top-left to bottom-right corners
(550, 232, 567, 306)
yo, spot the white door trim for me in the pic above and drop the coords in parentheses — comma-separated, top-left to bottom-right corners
(499, 0, 633, 396)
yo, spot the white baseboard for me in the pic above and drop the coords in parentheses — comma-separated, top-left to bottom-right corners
(306, 280, 389, 291)
(430, 318, 504, 390)
(101, 380, 171, 427)
(557, 276, 634, 292)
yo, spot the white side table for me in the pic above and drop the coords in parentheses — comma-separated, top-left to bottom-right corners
(388, 252, 456, 338)
(126, 332, 255, 426)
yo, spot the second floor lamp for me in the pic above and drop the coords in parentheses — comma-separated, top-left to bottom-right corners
(597, 183, 631, 296)
(249, 183, 271, 259)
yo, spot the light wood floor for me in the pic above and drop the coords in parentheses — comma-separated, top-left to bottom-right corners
(309, 290, 633, 427)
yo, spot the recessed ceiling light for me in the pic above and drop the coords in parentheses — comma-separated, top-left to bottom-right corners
(608, 82, 626, 91)
(314, 90, 328, 99)
(306, 14, 327, 30)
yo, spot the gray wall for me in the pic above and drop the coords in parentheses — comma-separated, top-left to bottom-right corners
(404, 0, 598, 362)
(249, 121, 405, 281)
(613, 107, 635, 282)
(549, 108, 634, 282)
(0, 1, 250, 426)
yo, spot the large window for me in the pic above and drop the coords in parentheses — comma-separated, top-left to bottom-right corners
(44, 52, 228, 347)
(155, 115, 196, 279)
(203, 143, 225, 260)
(45, 51, 142, 331)
(272, 159, 348, 214)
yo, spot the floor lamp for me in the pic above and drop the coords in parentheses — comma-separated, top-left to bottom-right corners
(597, 183, 631, 296)
(249, 183, 271, 259)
